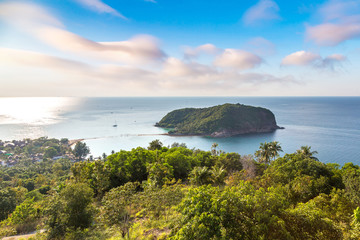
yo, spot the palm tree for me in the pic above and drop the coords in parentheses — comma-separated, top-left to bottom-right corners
(189, 166, 212, 185)
(255, 141, 283, 167)
(255, 142, 272, 165)
(269, 141, 283, 161)
(210, 166, 227, 186)
(296, 146, 318, 160)
(211, 143, 219, 156)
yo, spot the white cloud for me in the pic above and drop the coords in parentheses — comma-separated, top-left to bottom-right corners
(184, 44, 265, 71)
(36, 27, 165, 63)
(281, 51, 321, 66)
(306, 0, 360, 46)
(183, 44, 220, 59)
(0, 2, 299, 96)
(0, 48, 91, 72)
(0, 47, 297, 96)
(243, 0, 280, 25)
(306, 23, 360, 46)
(0, 2, 165, 64)
(73, 0, 127, 19)
(162, 57, 217, 77)
(159, 59, 297, 94)
(0, 2, 62, 28)
(281, 51, 346, 70)
(214, 49, 263, 70)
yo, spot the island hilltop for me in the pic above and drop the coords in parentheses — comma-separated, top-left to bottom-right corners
(156, 103, 283, 137)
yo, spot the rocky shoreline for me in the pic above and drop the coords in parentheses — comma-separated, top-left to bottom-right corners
(165, 126, 284, 138)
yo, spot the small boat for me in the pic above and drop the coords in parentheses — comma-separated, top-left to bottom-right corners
(113, 120, 117, 127)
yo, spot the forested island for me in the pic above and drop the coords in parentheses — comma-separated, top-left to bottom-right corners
(1, 137, 360, 240)
(155, 103, 282, 137)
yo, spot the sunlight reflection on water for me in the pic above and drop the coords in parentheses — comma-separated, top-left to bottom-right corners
(0, 97, 79, 125)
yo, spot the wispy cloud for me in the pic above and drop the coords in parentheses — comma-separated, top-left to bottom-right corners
(183, 44, 220, 59)
(0, 2, 63, 28)
(0, 48, 91, 72)
(242, 0, 280, 26)
(144, 0, 157, 3)
(281, 51, 321, 66)
(0, 1, 298, 96)
(73, 0, 127, 19)
(306, 22, 360, 46)
(0, 2, 164, 64)
(317, 54, 347, 70)
(281, 50, 346, 70)
(306, 0, 360, 46)
(159, 57, 297, 95)
(214, 49, 263, 70)
(183, 44, 265, 71)
(0, 45, 297, 96)
(162, 57, 217, 77)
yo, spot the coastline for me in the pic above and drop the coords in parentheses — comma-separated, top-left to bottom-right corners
(68, 139, 84, 147)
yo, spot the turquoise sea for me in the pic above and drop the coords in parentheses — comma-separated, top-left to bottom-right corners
(0, 97, 359, 165)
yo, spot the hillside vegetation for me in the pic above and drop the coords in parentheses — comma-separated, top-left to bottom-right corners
(1, 138, 360, 240)
(156, 103, 281, 137)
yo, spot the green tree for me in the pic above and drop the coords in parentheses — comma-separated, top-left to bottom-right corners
(148, 139, 163, 150)
(263, 153, 341, 203)
(283, 200, 342, 239)
(210, 166, 227, 186)
(44, 147, 58, 159)
(170, 185, 222, 239)
(101, 182, 139, 238)
(255, 141, 282, 167)
(189, 166, 212, 186)
(46, 182, 94, 238)
(164, 149, 193, 180)
(211, 142, 219, 156)
(342, 163, 360, 204)
(193, 150, 214, 168)
(296, 146, 318, 160)
(171, 142, 187, 148)
(73, 142, 90, 161)
(270, 141, 283, 160)
(7, 198, 37, 226)
(60, 138, 69, 145)
(147, 162, 174, 187)
(255, 142, 272, 165)
(216, 152, 243, 173)
(0, 188, 17, 221)
(350, 207, 360, 239)
(139, 182, 184, 219)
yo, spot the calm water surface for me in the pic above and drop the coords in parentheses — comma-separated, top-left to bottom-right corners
(0, 97, 359, 165)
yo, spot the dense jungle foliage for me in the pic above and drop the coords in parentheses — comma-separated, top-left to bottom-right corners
(1, 138, 360, 240)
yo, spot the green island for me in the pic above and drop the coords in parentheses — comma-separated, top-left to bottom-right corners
(1, 138, 360, 240)
(155, 103, 282, 137)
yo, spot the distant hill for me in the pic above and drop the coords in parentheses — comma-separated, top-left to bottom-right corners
(155, 103, 282, 137)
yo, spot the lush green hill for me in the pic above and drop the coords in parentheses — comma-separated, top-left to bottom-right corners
(2, 138, 360, 240)
(155, 103, 282, 137)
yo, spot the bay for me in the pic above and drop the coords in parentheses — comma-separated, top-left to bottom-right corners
(0, 97, 359, 165)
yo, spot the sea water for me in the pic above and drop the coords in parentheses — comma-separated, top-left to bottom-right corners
(0, 97, 359, 165)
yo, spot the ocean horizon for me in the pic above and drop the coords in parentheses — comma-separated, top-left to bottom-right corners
(1, 96, 359, 165)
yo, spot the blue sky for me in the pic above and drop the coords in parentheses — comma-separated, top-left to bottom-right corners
(0, 0, 359, 96)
